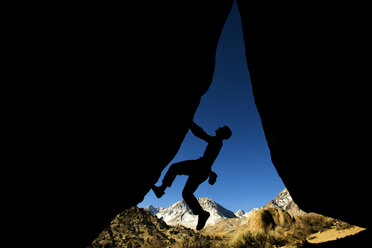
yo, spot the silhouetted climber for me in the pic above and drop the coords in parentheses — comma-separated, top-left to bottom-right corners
(152, 121, 232, 230)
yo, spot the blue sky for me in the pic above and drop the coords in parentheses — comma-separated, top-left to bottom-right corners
(138, 2, 285, 213)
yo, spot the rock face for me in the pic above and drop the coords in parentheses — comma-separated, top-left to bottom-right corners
(24, 1, 370, 246)
(28, 2, 235, 247)
(237, 1, 370, 231)
(245, 208, 295, 231)
(145, 198, 237, 229)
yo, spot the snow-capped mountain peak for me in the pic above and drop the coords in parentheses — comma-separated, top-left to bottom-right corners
(143, 205, 163, 215)
(236, 209, 255, 218)
(235, 209, 248, 218)
(263, 188, 307, 216)
(144, 197, 237, 229)
(235, 208, 260, 218)
(270, 188, 292, 210)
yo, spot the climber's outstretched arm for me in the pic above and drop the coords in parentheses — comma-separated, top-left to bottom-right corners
(190, 121, 212, 143)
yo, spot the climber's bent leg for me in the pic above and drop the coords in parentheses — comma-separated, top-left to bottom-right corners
(152, 160, 194, 198)
(162, 160, 194, 188)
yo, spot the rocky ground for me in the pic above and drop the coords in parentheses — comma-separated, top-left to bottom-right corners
(89, 188, 367, 247)
(88, 206, 214, 248)
(89, 206, 366, 248)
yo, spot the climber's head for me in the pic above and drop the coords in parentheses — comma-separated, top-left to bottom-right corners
(215, 126, 232, 140)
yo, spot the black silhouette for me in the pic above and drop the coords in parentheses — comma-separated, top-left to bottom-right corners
(23, 1, 369, 246)
(152, 121, 232, 230)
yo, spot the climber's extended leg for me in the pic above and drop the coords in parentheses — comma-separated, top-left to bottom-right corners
(182, 172, 210, 230)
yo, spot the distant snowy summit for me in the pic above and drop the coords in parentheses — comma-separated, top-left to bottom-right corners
(144, 205, 163, 215)
(263, 188, 307, 216)
(235, 208, 259, 218)
(144, 188, 306, 229)
(144, 197, 246, 229)
(265, 187, 292, 209)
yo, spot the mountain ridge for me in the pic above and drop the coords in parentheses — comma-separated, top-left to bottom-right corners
(144, 188, 306, 232)
(90, 188, 362, 247)
(145, 197, 238, 229)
